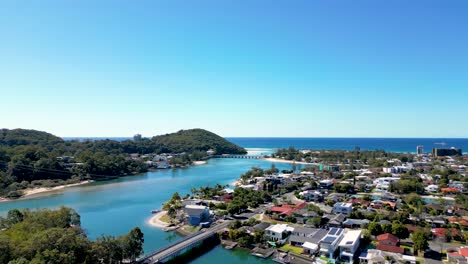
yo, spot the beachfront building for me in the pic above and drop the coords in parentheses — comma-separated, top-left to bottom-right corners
(264, 224, 294, 244)
(339, 230, 362, 264)
(184, 205, 210, 226)
(332, 203, 353, 215)
(319, 228, 345, 259)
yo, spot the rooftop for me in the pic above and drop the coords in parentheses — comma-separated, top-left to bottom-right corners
(339, 230, 362, 247)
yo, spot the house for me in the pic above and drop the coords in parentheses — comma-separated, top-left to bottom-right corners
(432, 228, 461, 240)
(268, 203, 307, 220)
(206, 149, 216, 156)
(339, 230, 362, 264)
(319, 228, 345, 259)
(377, 233, 399, 246)
(289, 226, 318, 246)
(447, 247, 468, 263)
(348, 198, 370, 207)
(327, 193, 346, 203)
(301, 229, 328, 254)
(299, 190, 323, 202)
(332, 203, 353, 215)
(264, 224, 294, 244)
(376, 233, 403, 254)
(328, 214, 347, 228)
(425, 184, 439, 193)
(184, 205, 210, 226)
(320, 179, 334, 188)
(343, 219, 370, 229)
(359, 249, 385, 264)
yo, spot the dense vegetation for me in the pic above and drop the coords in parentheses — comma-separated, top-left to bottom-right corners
(151, 129, 246, 155)
(273, 146, 415, 167)
(0, 207, 144, 264)
(0, 128, 246, 198)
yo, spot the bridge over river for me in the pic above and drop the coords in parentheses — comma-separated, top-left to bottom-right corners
(212, 154, 262, 159)
(135, 221, 231, 264)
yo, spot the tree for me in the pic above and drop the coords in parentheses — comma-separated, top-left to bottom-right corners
(382, 223, 392, 234)
(392, 222, 409, 239)
(123, 227, 144, 261)
(6, 209, 23, 225)
(368, 222, 383, 236)
(412, 229, 430, 254)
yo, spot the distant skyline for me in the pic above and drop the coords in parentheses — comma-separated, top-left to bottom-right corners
(1, 0, 468, 138)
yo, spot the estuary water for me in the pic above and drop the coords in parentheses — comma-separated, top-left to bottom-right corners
(0, 157, 290, 263)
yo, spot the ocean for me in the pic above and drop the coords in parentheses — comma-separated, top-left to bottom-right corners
(227, 137, 468, 153)
(64, 137, 468, 154)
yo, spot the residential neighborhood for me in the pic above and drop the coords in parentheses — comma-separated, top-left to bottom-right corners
(156, 146, 467, 264)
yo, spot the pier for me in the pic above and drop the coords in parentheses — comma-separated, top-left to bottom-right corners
(134, 221, 231, 264)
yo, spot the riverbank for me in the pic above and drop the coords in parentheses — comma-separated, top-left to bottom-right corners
(262, 157, 313, 165)
(0, 180, 94, 202)
(193, 161, 208, 165)
(148, 211, 171, 228)
(22, 180, 94, 197)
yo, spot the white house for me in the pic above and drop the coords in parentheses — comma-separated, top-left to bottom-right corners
(332, 203, 353, 215)
(264, 224, 294, 244)
(299, 190, 323, 202)
(319, 228, 344, 259)
(339, 230, 362, 264)
(425, 184, 439, 193)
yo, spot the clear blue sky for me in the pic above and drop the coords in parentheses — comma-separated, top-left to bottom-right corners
(1, 0, 467, 138)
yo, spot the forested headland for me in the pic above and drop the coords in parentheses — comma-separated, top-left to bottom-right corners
(0, 128, 246, 198)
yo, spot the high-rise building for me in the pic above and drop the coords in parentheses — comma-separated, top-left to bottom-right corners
(133, 134, 142, 141)
(416, 145, 424, 155)
(432, 147, 462, 157)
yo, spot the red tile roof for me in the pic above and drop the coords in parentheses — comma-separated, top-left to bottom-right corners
(377, 233, 399, 244)
(433, 228, 461, 238)
(269, 202, 306, 216)
(460, 248, 468, 257)
(348, 199, 370, 206)
(441, 187, 459, 193)
(377, 244, 404, 254)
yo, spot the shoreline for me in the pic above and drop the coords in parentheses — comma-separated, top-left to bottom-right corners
(0, 180, 93, 202)
(262, 157, 314, 165)
(193, 160, 207, 165)
(148, 210, 171, 228)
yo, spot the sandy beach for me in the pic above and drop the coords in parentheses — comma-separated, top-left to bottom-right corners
(21, 180, 93, 197)
(262, 157, 313, 165)
(148, 211, 171, 228)
(193, 160, 207, 165)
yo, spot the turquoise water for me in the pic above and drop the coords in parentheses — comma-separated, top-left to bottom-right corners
(0, 157, 295, 263)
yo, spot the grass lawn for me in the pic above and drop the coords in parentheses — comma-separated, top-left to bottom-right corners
(183, 225, 200, 233)
(401, 245, 413, 254)
(160, 214, 171, 223)
(280, 244, 303, 255)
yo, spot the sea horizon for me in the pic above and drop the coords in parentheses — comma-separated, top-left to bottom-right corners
(63, 137, 468, 154)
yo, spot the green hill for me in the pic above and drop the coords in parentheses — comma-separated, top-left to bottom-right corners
(0, 128, 64, 147)
(151, 129, 246, 155)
